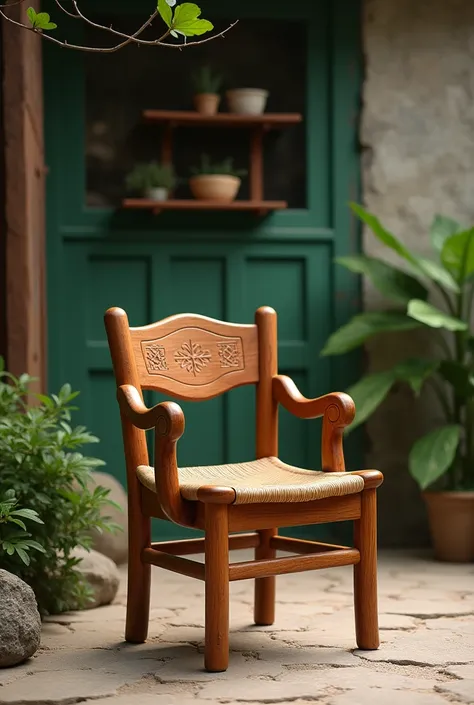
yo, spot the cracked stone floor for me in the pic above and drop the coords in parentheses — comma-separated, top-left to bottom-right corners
(0, 550, 473, 705)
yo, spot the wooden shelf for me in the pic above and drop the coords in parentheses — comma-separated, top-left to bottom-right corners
(142, 109, 302, 130)
(122, 198, 287, 216)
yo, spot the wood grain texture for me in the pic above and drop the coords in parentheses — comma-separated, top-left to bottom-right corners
(229, 548, 360, 581)
(129, 313, 259, 400)
(104, 307, 151, 643)
(272, 374, 355, 471)
(225, 493, 361, 532)
(122, 199, 287, 214)
(354, 489, 379, 650)
(150, 533, 260, 555)
(142, 548, 205, 580)
(205, 504, 230, 672)
(254, 307, 278, 626)
(142, 109, 303, 128)
(270, 536, 349, 554)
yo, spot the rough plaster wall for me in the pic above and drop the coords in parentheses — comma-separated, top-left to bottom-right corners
(362, 0, 474, 546)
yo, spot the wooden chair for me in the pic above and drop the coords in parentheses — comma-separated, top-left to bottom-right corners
(104, 305, 383, 672)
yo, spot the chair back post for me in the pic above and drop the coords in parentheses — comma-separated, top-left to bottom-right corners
(255, 306, 278, 459)
(104, 307, 151, 492)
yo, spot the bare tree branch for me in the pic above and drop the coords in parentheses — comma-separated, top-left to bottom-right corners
(0, 1, 238, 53)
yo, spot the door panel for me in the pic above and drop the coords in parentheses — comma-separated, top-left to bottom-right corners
(45, 0, 362, 541)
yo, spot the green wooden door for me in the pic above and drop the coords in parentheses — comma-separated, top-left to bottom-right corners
(44, 0, 361, 541)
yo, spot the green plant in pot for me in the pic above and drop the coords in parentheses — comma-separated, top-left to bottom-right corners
(192, 64, 223, 116)
(189, 154, 247, 203)
(125, 161, 176, 202)
(322, 204, 474, 562)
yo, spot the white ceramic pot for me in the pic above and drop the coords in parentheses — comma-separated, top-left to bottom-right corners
(146, 187, 169, 202)
(226, 88, 269, 115)
(189, 175, 241, 202)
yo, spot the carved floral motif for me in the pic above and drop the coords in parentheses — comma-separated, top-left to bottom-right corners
(174, 340, 212, 376)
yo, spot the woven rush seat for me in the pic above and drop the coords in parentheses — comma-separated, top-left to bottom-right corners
(136, 456, 365, 504)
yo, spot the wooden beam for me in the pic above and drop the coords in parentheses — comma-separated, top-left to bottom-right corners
(151, 533, 260, 556)
(228, 548, 360, 581)
(270, 536, 350, 554)
(141, 548, 205, 580)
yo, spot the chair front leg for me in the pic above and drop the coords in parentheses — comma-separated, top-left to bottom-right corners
(254, 528, 276, 625)
(204, 502, 230, 672)
(353, 488, 379, 649)
(125, 495, 151, 643)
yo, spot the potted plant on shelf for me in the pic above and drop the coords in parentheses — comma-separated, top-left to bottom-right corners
(226, 87, 269, 116)
(191, 65, 223, 116)
(322, 204, 474, 562)
(125, 161, 176, 202)
(189, 154, 247, 203)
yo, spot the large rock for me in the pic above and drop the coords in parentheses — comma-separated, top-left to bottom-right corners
(73, 548, 120, 609)
(0, 570, 41, 667)
(87, 472, 128, 565)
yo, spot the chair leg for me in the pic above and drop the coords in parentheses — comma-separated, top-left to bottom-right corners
(204, 503, 230, 672)
(353, 488, 379, 649)
(125, 509, 151, 643)
(254, 528, 276, 625)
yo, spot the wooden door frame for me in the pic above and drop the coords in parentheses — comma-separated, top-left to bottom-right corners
(1, 4, 47, 389)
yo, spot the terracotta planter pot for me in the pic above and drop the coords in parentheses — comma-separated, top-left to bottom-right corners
(189, 175, 241, 202)
(193, 93, 220, 116)
(423, 491, 474, 562)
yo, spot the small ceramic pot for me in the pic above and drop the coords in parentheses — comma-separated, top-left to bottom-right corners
(145, 187, 169, 202)
(194, 93, 221, 116)
(189, 175, 241, 202)
(423, 491, 474, 562)
(226, 88, 269, 115)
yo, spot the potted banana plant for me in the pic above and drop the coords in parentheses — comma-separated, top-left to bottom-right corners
(125, 161, 176, 202)
(322, 204, 474, 562)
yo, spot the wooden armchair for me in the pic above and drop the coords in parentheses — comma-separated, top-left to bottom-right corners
(104, 305, 383, 672)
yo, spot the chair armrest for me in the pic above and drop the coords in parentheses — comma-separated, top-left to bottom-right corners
(272, 375, 355, 472)
(117, 385, 188, 524)
(117, 384, 184, 439)
(272, 375, 355, 424)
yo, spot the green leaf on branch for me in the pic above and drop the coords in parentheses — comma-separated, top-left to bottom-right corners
(407, 300, 467, 331)
(157, 0, 172, 27)
(394, 357, 439, 396)
(441, 228, 474, 283)
(346, 371, 396, 433)
(416, 258, 460, 293)
(430, 215, 461, 253)
(321, 312, 420, 356)
(27, 8, 57, 30)
(172, 2, 213, 36)
(336, 255, 428, 304)
(409, 425, 460, 490)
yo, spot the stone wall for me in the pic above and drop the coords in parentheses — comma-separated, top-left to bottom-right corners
(361, 0, 474, 545)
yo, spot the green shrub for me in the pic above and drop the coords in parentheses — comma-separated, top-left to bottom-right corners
(190, 154, 247, 178)
(0, 360, 118, 614)
(0, 490, 45, 565)
(322, 205, 474, 492)
(125, 162, 176, 192)
(191, 64, 223, 94)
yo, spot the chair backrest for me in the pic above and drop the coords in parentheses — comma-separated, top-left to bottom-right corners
(105, 307, 275, 400)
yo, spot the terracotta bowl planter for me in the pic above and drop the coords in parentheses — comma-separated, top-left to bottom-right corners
(423, 491, 474, 562)
(193, 93, 220, 116)
(189, 175, 241, 203)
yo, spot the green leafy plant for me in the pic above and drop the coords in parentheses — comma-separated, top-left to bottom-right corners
(125, 162, 176, 193)
(191, 65, 223, 95)
(26, 7, 57, 30)
(0, 490, 45, 566)
(0, 360, 118, 614)
(322, 204, 474, 492)
(191, 154, 247, 178)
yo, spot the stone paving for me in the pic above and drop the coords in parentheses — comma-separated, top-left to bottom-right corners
(0, 551, 473, 704)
